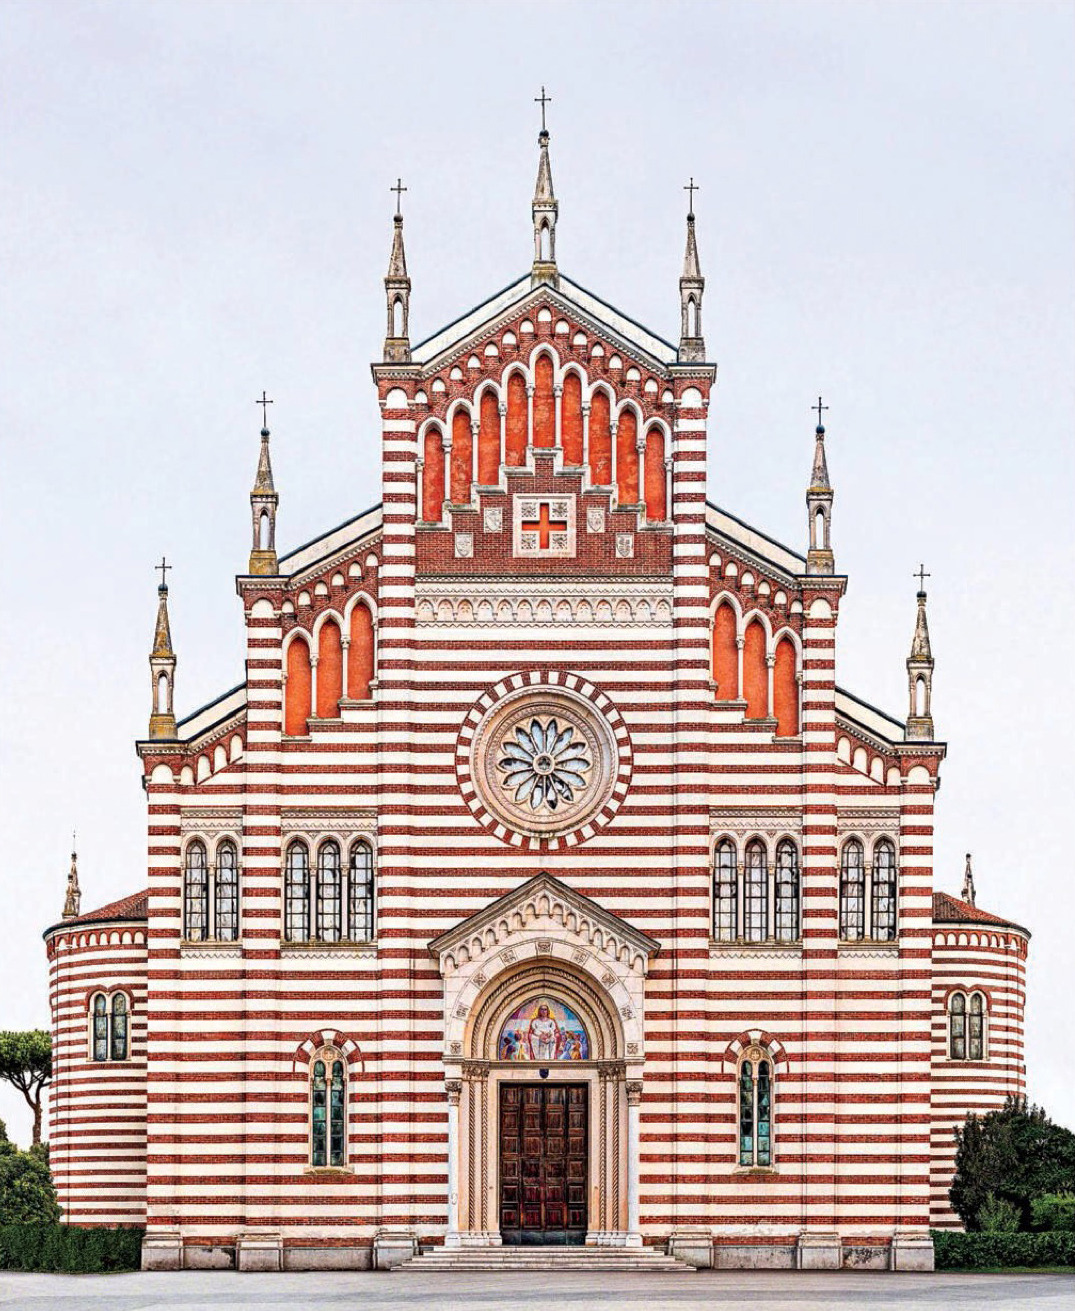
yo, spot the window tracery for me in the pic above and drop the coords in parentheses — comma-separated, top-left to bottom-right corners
(712, 838, 800, 944)
(310, 1047, 347, 1168)
(948, 990, 987, 1060)
(840, 838, 898, 942)
(738, 1045, 773, 1168)
(183, 838, 240, 942)
(285, 838, 376, 943)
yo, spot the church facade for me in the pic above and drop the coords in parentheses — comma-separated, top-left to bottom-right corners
(43, 127, 1030, 1273)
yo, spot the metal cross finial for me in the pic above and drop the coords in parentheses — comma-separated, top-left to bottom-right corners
(915, 563, 931, 591)
(391, 177, 407, 216)
(684, 176, 699, 215)
(535, 85, 551, 132)
(156, 555, 172, 588)
(814, 396, 829, 427)
(256, 390, 273, 427)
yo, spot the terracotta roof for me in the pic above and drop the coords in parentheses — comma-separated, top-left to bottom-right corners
(932, 891, 1029, 936)
(66, 889, 149, 926)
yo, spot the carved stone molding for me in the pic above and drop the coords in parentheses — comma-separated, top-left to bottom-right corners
(415, 579, 673, 628)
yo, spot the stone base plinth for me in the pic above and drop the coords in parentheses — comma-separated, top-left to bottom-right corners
(141, 1229, 182, 1271)
(797, 1231, 842, 1270)
(892, 1234, 935, 1271)
(373, 1228, 418, 1270)
(668, 1230, 713, 1268)
(237, 1230, 283, 1272)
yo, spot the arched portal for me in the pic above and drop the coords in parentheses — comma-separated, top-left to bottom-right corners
(430, 873, 657, 1251)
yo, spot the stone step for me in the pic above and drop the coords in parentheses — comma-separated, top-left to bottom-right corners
(395, 1247, 696, 1274)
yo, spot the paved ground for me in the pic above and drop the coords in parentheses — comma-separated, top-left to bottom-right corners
(1, 1269, 1073, 1311)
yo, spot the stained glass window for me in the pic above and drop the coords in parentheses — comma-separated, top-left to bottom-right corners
(311, 1059, 327, 1167)
(311, 1050, 346, 1168)
(317, 842, 342, 942)
(969, 993, 984, 1060)
(840, 840, 865, 940)
(215, 841, 239, 942)
(756, 1059, 771, 1167)
(285, 842, 310, 942)
(744, 841, 768, 941)
(110, 993, 128, 1061)
(739, 1059, 754, 1165)
(713, 840, 737, 941)
(872, 840, 897, 941)
(349, 842, 374, 942)
(950, 992, 966, 1059)
(775, 841, 799, 942)
(329, 1060, 346, 1167)
(184, 841, 208, 941)
(92, 994, 108, 1062)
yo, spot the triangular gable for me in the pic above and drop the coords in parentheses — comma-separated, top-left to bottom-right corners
(411, 273, 678, 374)
(428, 871, 660, 975)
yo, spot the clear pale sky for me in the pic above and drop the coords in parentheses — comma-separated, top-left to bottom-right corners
(1, 0, 1072, 1145)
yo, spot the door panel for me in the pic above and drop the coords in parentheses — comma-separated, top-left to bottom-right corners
(500, 1083, 588, 1245)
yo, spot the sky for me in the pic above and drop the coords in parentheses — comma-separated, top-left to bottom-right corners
(0, 0, 1072, 1145)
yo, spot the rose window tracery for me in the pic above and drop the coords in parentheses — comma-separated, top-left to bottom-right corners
(497, 717, 592, 812)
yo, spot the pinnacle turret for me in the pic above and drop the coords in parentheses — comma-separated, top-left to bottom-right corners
(678, 181, 706, 362)
(383, 179, 412, 363)
(805, 399, 835, 574)
(63, 844, 81, 920)
(905, 569, 935, 740)
(148, 560, 177, 739)
(962, 853, 976, 906)
(249, 402, 279, 575)
(531, 88, 558, 287)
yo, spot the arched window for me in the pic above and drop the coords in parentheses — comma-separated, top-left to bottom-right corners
(539, 222, 551, 262)
(316, 619, 343, 718)
(311, 1048, 346, 1168)
(421, 423, 446, 522)
(840, 840, 865, 940)
(317, 841, 342, 942)
(110, 993, 128, 1061)
(775, 840, 799, 942)
(949, 992, 966, 1060)
(184, 840, 209, 941)
(643, 425, 666, 521)
(738, 1046, 773, 1168)
(477, 388, 501, 483)
(533, 353, 555, 448)
(449, 407, 473, 505)
(391, 296, 404, 338)
(772, 637, 799, 738)
(90, 992, 130, 1062)
(969, 993, 985, 1060)
(588, 388, 612, 485)
(561, 372, 583, 465)
(349, 841, 375, 942)
(711, 602, 738, 700)
(157, 671, 170, 713)
(616, 408, 639, 505)
(284, 636, 312, 737)
(91, 993, 108, 1062)
(915, 676, 927, 717)
(505, 372, 528, 467)
(215, 840, 239, 942)
(258, 509, 271, 550)
(742, 621, 768, 719)
(348, 602, 375, 701)
(871, 840, 897, 941)
(686, 297, 698, 338)
(744, 840, 768, 942)
(713, 839, 737, 941)
(285, 841, 310, 942)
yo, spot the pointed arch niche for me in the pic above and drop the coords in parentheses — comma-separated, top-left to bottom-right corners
(430, 874, 658, 1250)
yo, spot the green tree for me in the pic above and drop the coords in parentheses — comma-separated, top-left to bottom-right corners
(0, 1030, 52, 1146)
(0, 1118, 59, 1224)
(951, 1096, 1075, 1230)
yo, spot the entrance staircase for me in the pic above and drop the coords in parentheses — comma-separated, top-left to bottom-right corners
(394, 1244, 696, 1273)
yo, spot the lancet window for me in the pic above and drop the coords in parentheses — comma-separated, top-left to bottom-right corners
(89, 991, 130, 1062)
(712, 838, 800, 944)
(285, 839, 376, 943)
(183, 838, 240, 942)
(310, 1047, 347, 1168)
(839, 838, 898, 942)
(948, 990, 987, 1061)
(738, 1045, 773, 1168)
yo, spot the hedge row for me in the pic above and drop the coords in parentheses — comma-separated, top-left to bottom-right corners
(932, 1229, 1075, 1269)
(0, 1224, 143, 1272)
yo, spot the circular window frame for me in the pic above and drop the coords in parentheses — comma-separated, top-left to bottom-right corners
(457, 672, 633, 851)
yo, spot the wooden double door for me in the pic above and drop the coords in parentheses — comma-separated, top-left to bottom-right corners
(499, 1083, 588, 1245)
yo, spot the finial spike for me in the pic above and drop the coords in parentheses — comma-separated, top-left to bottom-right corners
(677, 190, 706, 362)
(148, 567, 177, 739)
(962, 853, 976, 906)
(905, 575, 935, 739)
(383, 184, 413, 361)
(531, 101, 559, 287)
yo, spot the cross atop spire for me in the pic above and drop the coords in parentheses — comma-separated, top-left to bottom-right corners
(256, 390, 273, 429)
(915, 563, 931, 593)
(814, 395, 829, 431)
(534, 85, 551, 134)
(684, 176, 699, 217)
(155, 555, 172, 591)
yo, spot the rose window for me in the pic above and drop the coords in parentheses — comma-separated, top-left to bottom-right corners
(467, 687, 620, 839)
(497, 718, 593, 813)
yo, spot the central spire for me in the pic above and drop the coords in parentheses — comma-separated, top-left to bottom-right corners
(531, 87, 558, 288)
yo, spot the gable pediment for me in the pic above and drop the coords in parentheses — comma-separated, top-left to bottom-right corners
(428, 872, 660, 975)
